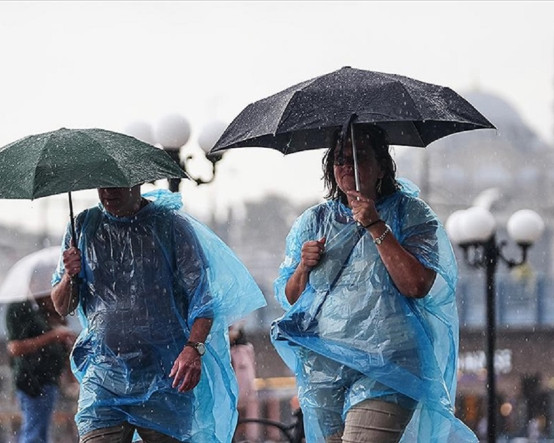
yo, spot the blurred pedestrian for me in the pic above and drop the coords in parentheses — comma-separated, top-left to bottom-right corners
(230, 324, 259, 442)
(6, 292, 76, 443)
(51, 187, 265, 442)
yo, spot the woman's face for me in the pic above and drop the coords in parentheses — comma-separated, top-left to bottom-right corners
(333, 139, 384, 201)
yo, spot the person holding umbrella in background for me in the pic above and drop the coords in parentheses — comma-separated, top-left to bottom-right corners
(272, 123, 475, 442)
(4, 248, 77, 443)
(51, 185, 265, 443)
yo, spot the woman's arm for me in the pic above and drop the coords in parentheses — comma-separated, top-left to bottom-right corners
(366, 221, 436, 298)
(284, 237, 326, 304)
(349, 190, 436, 299)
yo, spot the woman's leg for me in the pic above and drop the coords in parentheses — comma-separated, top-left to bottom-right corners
(325, 433, 343, 443)
(341, 399, 413, 443)
(136, 426, 182, 443)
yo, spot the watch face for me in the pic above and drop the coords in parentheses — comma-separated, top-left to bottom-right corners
(195, 342, 206, 356)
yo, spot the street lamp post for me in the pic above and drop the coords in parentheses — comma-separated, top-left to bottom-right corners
(125, 114, 227, 192)
(446, 207, 544, 443)
(154, 114, 191, 192)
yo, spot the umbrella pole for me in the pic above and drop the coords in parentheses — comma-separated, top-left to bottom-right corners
(350, 124, 361, 192)
(67, 191, 77, 243)
(66, 191, 82, 314)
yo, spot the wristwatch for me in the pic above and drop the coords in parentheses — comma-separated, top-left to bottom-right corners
(374, 224, 391, 246)
(185, 341, 206, 356)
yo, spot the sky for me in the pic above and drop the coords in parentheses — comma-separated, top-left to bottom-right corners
(0, 1, 553, 237)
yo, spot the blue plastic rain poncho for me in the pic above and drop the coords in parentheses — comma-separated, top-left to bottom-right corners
(52, 190, 266, 442)
(271, 179, 477, 442)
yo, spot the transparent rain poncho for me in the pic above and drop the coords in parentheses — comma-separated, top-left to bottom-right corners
(53, 190, 266, 442)
(271, 179, 477, 442)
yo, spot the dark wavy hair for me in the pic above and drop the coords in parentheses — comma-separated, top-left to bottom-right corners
(322, 124, 399, 203)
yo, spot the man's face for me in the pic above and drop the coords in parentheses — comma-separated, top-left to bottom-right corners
(97, 186, 142, 217)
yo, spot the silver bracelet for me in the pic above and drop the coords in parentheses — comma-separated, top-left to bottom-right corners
(374, 224, 391, 245)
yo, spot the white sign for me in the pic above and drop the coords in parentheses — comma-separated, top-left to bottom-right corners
(458, 349, 512, 375)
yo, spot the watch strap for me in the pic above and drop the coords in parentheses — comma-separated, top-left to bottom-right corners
(185, 341, 205, 356)
(374, 224, 391, 245)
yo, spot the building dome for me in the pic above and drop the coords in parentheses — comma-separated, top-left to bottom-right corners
(464, 91, 528, 132)
(462, 90, 547, 152)
(395, 89, 553, 212)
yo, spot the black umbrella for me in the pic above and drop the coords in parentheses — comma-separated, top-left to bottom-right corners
(210, 66, 495, 156)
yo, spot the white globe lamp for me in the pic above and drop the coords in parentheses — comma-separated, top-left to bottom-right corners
(461, 206, 496, 243)
(507, 209, 545, 246)
(445, 210, 468, 245)
(155, 114, 191, 150)
(123, 121, 156, 146)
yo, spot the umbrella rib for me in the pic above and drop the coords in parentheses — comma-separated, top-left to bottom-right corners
(394, 120, 426, 147)
(274, 77, 321, 135)
(391, 81, 425, 122)
(32, 132, 57, 199)
(77, 131, 132, 188)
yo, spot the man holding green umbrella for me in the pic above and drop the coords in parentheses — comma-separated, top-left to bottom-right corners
(0, 126, 265, 442)
(52, 184, 266, 442)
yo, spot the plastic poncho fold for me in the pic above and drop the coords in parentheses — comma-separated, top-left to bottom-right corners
(52, 190, 266, 442)
(271, 179, 477, 442)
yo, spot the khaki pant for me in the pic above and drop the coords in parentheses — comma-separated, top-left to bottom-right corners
(326, 399, 414, 443)
(80, 422, 181, 443)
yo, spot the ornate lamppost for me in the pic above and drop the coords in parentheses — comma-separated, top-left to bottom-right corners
(125, 114, 227, 192)
(446, 207, 544, 443)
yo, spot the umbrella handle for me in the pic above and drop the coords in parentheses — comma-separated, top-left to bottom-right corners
(66, 191, 81, 315)
(350, 124, 361, 193)
(68, 191, 78, 242)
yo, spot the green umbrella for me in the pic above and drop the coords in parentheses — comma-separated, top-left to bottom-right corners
(0, 127, 188, 240)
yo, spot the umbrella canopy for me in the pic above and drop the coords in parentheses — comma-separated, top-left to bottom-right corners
(0, 246, 60, 303)
(0, 127, 187, 200)
(0, 127, 188, 239)
(210, 66, 496, 155)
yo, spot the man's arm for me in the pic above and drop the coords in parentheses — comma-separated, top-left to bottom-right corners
(7, 327, 75, 357)
(51, 246, 81, 316)
(167, 216, 215, 392)
(169, 317, 213, 392)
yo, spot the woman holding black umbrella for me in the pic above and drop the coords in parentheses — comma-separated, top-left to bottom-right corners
(272, 124, 477, 442)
